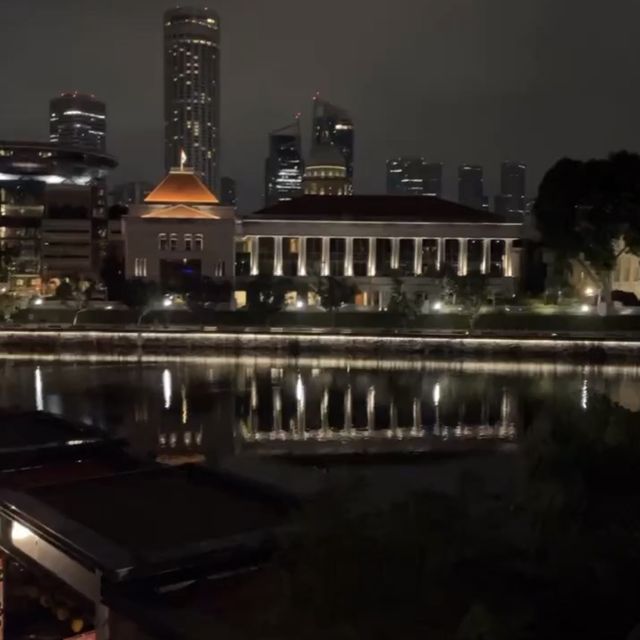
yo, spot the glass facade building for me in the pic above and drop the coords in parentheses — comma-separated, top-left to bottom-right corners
(386, 158, 443, 197)
(49, 93, 106, 152)
(164, 7, 220, 191)
(458, 164, 486, 210)
(312, 98, 354, 183)
(264, 122, 303, 206)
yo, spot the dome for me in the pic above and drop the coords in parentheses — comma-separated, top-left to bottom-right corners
(306, 142, 346, 169)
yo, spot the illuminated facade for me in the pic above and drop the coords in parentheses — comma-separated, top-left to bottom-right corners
(164, 7, 220, 191)
(49, 93, 106, 152)
(387, 158, 443, 197)
(312, 97, 354, 185)
(237, 195, 524, 309)
(265, 122, 304, 206)
(303, 143, 351, 196)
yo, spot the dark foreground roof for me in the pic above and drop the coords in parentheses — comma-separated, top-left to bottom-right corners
(248, 195, 522, 224)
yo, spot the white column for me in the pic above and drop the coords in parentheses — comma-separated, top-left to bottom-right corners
(250, 237, 259, 275)
(481, 239, 490, 275)
(411, 398, 421, 435)
(505, 239, 514, 277)
(414, 239, 422, 275)
(274, 236, 283, 276)
(458, 238, 468, 276)
(321, 237, 330, 276)
(298, 237, 307, 276)
(368, 238, 376, 277)
(345, 237, 354, 276)
(436, 238, 444, 272)
(391, 238, 400, 270)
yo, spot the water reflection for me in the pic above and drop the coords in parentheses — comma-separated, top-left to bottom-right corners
(0, 357, 638, 463)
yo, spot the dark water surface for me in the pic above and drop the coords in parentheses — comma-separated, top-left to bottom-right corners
(0, 356, 638, 466)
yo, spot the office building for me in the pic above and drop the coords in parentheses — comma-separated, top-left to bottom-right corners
(386, 158, 443, 197)
(164, 6, 221, 191)
(49, 93, 106, 152)
(312, 97, 354, 183)
(458, 165, 485, 210)
(303, 143, 351, 196)
(220, 176, 237, 207)
(109, 182, 154, 207)
(499, 161, 527, 214)
(264, 122, 304, 206)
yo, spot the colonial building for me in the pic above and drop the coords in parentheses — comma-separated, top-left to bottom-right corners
(302, 143, 351, 196)
(236, 195, 524, 309)
(123, 168, 235, 290)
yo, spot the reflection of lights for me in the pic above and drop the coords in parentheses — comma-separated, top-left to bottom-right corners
(584, 287, 594, 297)
(181, 384, 188, 425)
(432, 301, 443, 311)
(580, 304, 590, 313)
(296, 375, 305, 402)
(296, 300, 304, 309)
(163, 298, 173, 308)
(34, 298, 43, 306)
(34, 366, 43, 412)
(162, 369, 172, 409)
(581, 378, 588, 410)
(433, 382, 441, 407)
(11, 522, 33, 542)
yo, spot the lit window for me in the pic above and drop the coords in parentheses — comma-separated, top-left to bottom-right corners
(159, 233, 167, 250)
(184, 234, 192, 251)
(215, 261, 226, 277)
(195, 234, 204, 251)
(170, 234, 178, 251)
(134, 258, 147, 277)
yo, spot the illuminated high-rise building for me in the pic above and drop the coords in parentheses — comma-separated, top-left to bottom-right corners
(220, 176, 237, 207)
(386, 158, 443, 197)
(49, 93, 106, 151)
(265, 121, 304, 206)
(312, 97, 354, 183)
(164, 6, 220, 191)
(499, 161, 527, 214)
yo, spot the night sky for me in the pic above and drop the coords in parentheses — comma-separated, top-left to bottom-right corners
(0, 0, 637, 212)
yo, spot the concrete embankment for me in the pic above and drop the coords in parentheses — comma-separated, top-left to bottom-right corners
(0, 328, 638, 362)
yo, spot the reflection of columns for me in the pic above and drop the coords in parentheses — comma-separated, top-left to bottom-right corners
(321, 237, 330, 276)
(295, 375, 306, 437)
(505, 239, 514, 277)
(344, 385, 353, 433)
(389, 401, 398, 433)
(250, 376, 258, 434)
(436, 238, 443, 271)
(345, 238, 354, 276)
(320, 388, 330, 436)
(298, 237, 307, 276)
(411, 398, 421, 435)
(458, 238, 468, 276)
(414, 239, 422, 275)
(481, 239, 490, 275)
(368, 238, 376, 276)
(272, 386, 282, 435)
(366, 386, 375, 432)
(500, 388, 512, 438)
(390, 238, 400, 270)
(250, 237, 259, 275)
(274, 236, 283, 276)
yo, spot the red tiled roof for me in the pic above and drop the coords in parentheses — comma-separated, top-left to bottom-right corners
(145, 169, 219, 205)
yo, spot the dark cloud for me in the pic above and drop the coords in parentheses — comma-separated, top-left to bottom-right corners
(0, 0, 638, 211)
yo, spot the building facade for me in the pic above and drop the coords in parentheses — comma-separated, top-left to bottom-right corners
(387, 158, 443, 197)
(303, 144, 351, 196)
(124, 168, 234, 289)
(220, 176, 237, 207)
(498, 161, 527, 215)
(236, 196, 524, 309)
(458, 164, 487, 211)
(164, 7, 220, 191)
(49, 93, 106, 152)
(312, 98, 354, 183)
(264, 122, 304, 206)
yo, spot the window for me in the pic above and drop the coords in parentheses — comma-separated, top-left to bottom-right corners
(235, 238, 251, 276)
(306, 238, 323, 276)
(258, 237, 275, 275)
(330, 238, 346, 276)
(489, 240, 505, 277)
(159, 233, 167, 251)
(134, 258, 147, 277)
(376, 239, 392, 277)
(184, 234, 192, 251)
(467, 240, 483, 274)
(169, 234, 178, 251)
(421, 239, 438, 276)
(195, 234, 204, 251)
(283, 237, 299, 276)
(353, 238, 369, 277)
(398, 239, 415, 276)
(444, 239, 460, 275)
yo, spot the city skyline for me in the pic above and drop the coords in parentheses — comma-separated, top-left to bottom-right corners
(0, 0, 638, 212)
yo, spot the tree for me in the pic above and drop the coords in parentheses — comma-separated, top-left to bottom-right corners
(313, 276, 358, 311)
(443, 273, 489, 325)
(534, 151, 640, 312)
(0, 244, 20, 282)
(387, 275, 418, 321)
(246, 274, 291, 313)
(121, 278, 160, 309)
(100, 245, 125, 301)
(188, 277, 233, 306)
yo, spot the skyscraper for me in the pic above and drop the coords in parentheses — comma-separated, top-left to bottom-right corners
(220, 176, 237, 207)
(312, 97, 354, 183)
(458, 165, 486, 210)
(164, 7, 220, 192)
(265, 121, 304, 206)
(49, 93, 106, 151)
(500, 161, 527, 214)
(386, 158, 443, 197)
